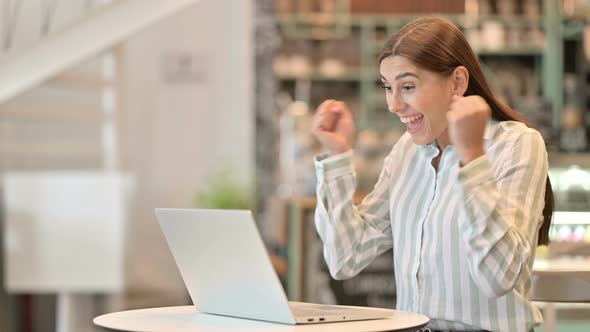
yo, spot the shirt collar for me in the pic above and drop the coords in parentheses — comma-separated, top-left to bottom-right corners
(483, 119, 496, 140)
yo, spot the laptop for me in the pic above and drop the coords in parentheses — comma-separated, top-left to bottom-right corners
(155, 208, 392, 325)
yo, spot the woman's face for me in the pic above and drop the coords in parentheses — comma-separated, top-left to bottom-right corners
(379, 55, 454, 146)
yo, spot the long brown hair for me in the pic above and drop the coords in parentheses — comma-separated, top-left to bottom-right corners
(379, 17, 553, 245)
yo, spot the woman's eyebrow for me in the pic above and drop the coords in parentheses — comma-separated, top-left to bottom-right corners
(394, 72, 418, 80)
(379, 72, 418, 82)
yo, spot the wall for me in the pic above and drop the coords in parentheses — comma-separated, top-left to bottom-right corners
(121, 0, 254, 305)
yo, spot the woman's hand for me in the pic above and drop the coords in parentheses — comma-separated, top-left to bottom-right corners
(447, 95, 491, 166)
(312, 99, 355, 155)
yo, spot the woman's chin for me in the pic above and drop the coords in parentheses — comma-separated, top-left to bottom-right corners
(409, 133, 432, 146)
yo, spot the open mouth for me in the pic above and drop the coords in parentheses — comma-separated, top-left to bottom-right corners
(400, 114, 424, 134)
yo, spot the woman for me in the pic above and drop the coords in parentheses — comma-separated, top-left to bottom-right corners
(311, 17, 553, 332)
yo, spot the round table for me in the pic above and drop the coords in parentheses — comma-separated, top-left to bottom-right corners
(93, 306, 430, 332)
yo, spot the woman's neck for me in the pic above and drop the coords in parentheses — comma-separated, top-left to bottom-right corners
(435, 128, 451, 152)
(432, 129, 451, 171)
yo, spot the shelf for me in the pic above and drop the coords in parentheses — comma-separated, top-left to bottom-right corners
(0, 142, 101, 157)
(48, 72, 113, 90)
(277, 72, 359, 82)
(563, 21, 584, 40)
(534, 302, 590, 309)
(549, 152, 590, 168)
(476, 48, 544, 56)
(371, 42, 544, 56)
(462, 15, 544, 27)
(0, 105, 104, 123)
(276, 69, 381, 82)
(278, 14, 544, 29)
(533, 257, 590, 274)
(553, 212, 590, 225)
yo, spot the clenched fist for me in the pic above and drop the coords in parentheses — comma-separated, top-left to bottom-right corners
(447, 95, 491, 166)
(312, 100, 355, 155)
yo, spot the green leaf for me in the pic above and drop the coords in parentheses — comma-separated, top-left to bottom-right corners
(194, 169, 254, 210)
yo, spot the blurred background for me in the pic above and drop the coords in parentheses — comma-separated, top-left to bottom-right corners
(1, 0, 590, 331)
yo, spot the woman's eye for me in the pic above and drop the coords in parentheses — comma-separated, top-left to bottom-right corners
(382, 85, 392, 92)
(402, 85, 414, 91)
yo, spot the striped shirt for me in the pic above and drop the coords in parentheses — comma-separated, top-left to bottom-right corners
(313, 120, 547, 331)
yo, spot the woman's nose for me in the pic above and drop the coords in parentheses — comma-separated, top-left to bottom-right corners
(388, 96, 405, 113)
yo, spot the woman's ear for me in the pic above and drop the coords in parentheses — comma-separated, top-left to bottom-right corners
(452, 66, 469, 96)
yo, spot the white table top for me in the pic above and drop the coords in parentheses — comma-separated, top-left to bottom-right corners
(93, 306, 429, 332)
(533, 258, 590, 282)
